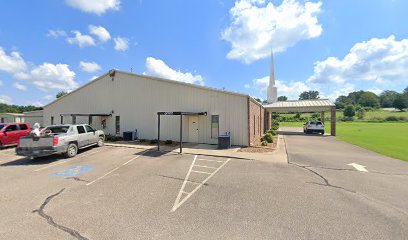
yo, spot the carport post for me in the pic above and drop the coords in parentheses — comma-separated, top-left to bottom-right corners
(331, 106, 336, 136)
(180, 115, 183, 154)
(321, 111, 325, 125)
(157, 114, 160, 151)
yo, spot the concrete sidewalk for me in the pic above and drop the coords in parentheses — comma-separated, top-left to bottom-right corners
(105, 135, 288, 164)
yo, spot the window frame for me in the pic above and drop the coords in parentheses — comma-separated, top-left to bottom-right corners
(115, 116, 120, 135)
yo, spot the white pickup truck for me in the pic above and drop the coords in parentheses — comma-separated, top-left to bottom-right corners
(16, 124, 105, 158)
(303, 121, 325, 134)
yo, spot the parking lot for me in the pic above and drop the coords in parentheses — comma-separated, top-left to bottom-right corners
(0, 145, 289, 239)
(1, 134, 408, 240)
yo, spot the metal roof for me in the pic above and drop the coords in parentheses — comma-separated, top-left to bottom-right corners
(263, 99, 335, 113)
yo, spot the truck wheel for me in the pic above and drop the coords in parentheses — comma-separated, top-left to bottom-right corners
(65, 143, 78, 158)
(97, 137, 104, 147)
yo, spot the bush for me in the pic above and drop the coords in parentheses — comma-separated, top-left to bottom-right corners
(150, 139, 158, 144)
(342, 116, 354, 122)
(263, 133, 273, 143)
(139, 139, 146, 142)
(356, 109, 365, 119)
(344, 105, 356, 118)
(261, 141, 268, 146)
(399, 116, 407, 121)
(165, 140, 173, 144)
(385, 116, 399, 121)
(105, 135, 123, 142)
(268, 129, 277, 136)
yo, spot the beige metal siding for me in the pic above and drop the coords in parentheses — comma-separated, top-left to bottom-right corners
(44, 72, 249, 146)
(22, 110, 44, 126)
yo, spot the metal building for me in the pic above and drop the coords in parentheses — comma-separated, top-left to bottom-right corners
(43, 70, 266, 146)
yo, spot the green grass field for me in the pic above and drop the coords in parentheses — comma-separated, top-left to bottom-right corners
(280, 121, 408, 161)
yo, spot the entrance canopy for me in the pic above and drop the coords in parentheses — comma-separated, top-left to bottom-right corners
(263, 99, 337, 136)
(157, 111, 207, 153)
(263, 99, 335, 113)
(59, 113, 112, 117)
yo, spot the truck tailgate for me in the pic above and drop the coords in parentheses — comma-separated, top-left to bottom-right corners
(19, 136, 54, 148)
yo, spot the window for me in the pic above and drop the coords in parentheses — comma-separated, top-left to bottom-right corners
(85, 125, 95, 132)
(51, 116, 54, 125)
(72, 116, 76, 124)
(60, 116, 63, 124)
(19, 124, 28, 130)
(44, 126, 69, 135)
(211, 115, 219, 138)
(89, 116, 93, 125)
(5, 125, 17, 132)
(253, 115, 256, 136)
(115, 116, 120, 135)
(0, 124, 5, 130)
(1, 118, 4, 123)
(77, 126, 86, 134)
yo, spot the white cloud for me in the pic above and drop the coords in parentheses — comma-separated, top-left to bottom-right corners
(244, 84, 250, 89)
(222, 0, 322, 63)
(66, 31, 96, 48)
(79, 61, 102, 73)
(15, 63, 78, 91)
(89, 25, 111, 42)
(0, 47, 27, 74)
(13, 82, 27, 91)
(324, 83, 355, 101)
(308, 35, 408, 84)
(252, 76, 309, 99)
(0, 80, 3, 87)
(44, 95, 54, 100)
(144, 57, 205, 85)
(367, 88, 383, 95)
(65, 0, 120, 15)
(32, 101, 44, 107)
(0, 95, 12, 104)
(47, 29, 67, 38)
(113, 37, 129, 51)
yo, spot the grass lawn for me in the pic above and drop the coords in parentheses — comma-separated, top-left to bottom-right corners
(280, 121, 408, 162)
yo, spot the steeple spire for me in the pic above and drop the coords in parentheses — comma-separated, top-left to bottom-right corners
(267, 49, 278, 103)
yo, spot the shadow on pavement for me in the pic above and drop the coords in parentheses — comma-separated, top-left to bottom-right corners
(277, 131, 327, 137)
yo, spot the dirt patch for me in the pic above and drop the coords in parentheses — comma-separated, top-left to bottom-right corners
(238, 136, 278, 153)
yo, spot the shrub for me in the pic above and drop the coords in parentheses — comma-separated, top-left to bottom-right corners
(139, 139, 146, 142)
(263, 133, 273, 143)
(268, 129, 277, 136)
(342, 116, 354, 122)
(356, 109, 365, 119)
(399, 116, 407, 121)
(261, 141, 268, 146)
(385, 116, 399, 121)
(311, 112, 320, 120)
(344, 105, 356, 118)
(105, 135, 123, 142)
(165, 140, 173, 144)
(150, 139, 158, 144)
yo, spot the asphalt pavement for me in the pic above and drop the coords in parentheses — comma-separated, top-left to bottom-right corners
(0, 130, 407, 240)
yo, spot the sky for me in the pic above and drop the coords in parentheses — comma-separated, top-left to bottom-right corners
(0, 0, 407, 106)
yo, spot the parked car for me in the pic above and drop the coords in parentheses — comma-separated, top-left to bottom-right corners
(0, 123, 31, 147)
(16, 124, 105, 158)
(303, 121, 324, 134)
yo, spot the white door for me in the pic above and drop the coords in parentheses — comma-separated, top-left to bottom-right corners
(188, 116, 199, 143)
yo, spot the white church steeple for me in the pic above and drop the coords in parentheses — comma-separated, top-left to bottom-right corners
(267, 49, 278, 103)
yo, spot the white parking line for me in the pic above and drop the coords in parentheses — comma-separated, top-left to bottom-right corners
(86, 150, 149, 186)
(197, 158, 225, 163)
(33, 147, 109, 172)
(192, 170, 212, 175)
(194, 165, 218, 169)
(172, 156, 230, 212)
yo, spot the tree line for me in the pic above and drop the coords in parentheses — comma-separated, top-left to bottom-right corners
(0, 103, 42, 114)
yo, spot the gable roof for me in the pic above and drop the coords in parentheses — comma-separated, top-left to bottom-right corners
(44, 69, 255, 108)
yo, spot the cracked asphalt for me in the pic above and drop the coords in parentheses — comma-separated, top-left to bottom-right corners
(0, 129, 407, 239)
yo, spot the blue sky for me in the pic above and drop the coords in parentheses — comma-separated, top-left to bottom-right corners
(0, 0, 407, 106)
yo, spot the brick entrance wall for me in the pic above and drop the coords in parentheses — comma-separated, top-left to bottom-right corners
(248, 98, 265, 146)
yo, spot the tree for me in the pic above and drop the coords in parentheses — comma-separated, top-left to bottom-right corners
(356, 108, 366, 119)
(335, 95, 353, 109)
(393, 94, 408, 111)
(358, 92, 380, 108)
(404, 86, 408, 95)
(277, 96, 288, 101)
(299, 91, 319, 100)
(56, 91, 68, 99)
(343, 105, 356, 118)
(379, 90, 398, 108)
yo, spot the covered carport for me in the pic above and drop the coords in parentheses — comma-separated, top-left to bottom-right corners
(263, 99, 336, 136)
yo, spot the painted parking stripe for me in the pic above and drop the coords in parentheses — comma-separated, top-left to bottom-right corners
(194, 165, 218, 169)
(33, 147, 110, 172)
(191, 170, 212, 175)
(348, 163, 368, 172)
(197, 158, 225, 163)
(86, 150, 149, 186)
(172, 155, 230, 212)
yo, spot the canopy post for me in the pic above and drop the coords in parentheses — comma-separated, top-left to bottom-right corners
(157, 114, 161, 151)
(180, 115, 183, 154)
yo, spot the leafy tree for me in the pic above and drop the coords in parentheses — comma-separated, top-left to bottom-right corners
(277, 96, 288, 101)
(299, 90, 320, 100)
(356, 108, 366, 119)
(0, 103, 42, 113)
(335, 95, 353, 109)
(404, 86, 408, 95)
(393, 94, 408, 111)
(358, 92, 380, 108)
(56, 91, 68, 99)
(343, 105, 356, 118)
(379, 90, 398, 108)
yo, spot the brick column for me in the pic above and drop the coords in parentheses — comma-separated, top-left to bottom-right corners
(330, 106, 336, 136)
(321, 111, 325, 125)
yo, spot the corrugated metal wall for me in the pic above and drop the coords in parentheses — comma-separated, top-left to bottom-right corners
(44, 72, 250, 146)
